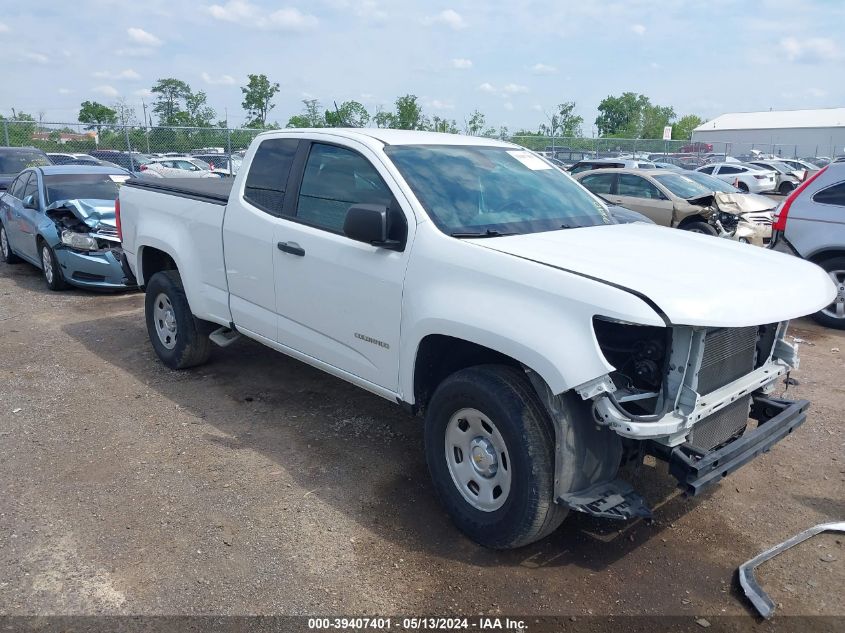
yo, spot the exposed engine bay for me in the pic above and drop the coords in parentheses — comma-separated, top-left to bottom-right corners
(46, 202, 122, 256)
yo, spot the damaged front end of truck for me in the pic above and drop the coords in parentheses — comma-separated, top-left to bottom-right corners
(45, 199, 135, 290)
(546, 318, 808, 520)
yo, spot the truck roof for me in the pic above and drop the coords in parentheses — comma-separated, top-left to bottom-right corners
(260, 128, 515, 148)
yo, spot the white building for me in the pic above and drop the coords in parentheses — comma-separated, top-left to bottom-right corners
(692, 108, 845, 159)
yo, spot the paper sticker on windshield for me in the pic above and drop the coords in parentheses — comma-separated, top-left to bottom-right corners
(507, 150, 552, 171)
(109, 175, 130, 183)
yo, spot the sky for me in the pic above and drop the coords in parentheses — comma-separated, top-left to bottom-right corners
(0, 0, 843, 132)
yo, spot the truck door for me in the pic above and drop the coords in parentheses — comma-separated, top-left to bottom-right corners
(272, 139, 412, 392)
(222, 138, 300, 341)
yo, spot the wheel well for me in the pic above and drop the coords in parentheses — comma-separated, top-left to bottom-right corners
(413, 335, 522, 413)
(677, 214, 709, 228)
(140, 247, 177, 286)
(809, 250, 845, 265)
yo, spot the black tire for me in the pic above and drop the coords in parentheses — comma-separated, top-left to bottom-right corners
(424, 365, 620, 549)
(680, 220, 718, 236)
(0, 223, 20, 264)
(779, 182, 795, 195)
(737, 182, 749, 193)
(39, 240, 68, 291)
(812, 256, 845, 330)
(144, 270, 214, 369)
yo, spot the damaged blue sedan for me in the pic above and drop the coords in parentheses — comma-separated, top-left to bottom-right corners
(0, 165, 135, 291)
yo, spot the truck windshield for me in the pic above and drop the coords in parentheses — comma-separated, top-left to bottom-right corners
(384, 145, 612, 236)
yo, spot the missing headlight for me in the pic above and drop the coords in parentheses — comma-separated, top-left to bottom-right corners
(593, 317, 671, 414)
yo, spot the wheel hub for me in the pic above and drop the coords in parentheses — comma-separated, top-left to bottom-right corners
(153, 293, 178, 349)
(822, 270, 845, 319)
(469, 437, 498, 477)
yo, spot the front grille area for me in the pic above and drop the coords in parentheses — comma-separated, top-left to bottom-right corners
(698, 326, 758, 395)
(687, 395, 751, 452)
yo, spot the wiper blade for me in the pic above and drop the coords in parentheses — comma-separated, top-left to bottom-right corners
(450, 229, 516, 238)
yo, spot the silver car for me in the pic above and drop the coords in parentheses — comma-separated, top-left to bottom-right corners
(771, 162, 845, 329)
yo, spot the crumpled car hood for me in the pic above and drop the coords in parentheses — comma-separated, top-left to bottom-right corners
(713, 192, 776, 215)
(469, 223, 836, 328)
(45, 199, 116, 230)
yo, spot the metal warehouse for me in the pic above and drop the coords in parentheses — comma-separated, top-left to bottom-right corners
(692, 107, 845, 159)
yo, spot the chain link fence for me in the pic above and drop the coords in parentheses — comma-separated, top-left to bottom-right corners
(0, 121, 834, 167)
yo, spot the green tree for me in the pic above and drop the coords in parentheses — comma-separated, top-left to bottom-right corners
(151, 78, 191, 125)
(325, 101, 370, 127)
(464, 109, 486, 136)
(393, 94, 424, 130)
(185, 91, 216, 127)
(241, 74, 280, 128)
(540, 102, 583, 138)
(1, 111, 37, 146)
(673, 114, 704, 140)
(78, 101, 117, 132)
(373, 109, 394, 128)
(641, 103, 676, 139)
(429, 115, 459, 133)
(286, 99, 326, 128)
(595, 92, 650, 137)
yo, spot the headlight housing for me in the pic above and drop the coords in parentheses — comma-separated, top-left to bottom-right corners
(60, 230, 99, 251)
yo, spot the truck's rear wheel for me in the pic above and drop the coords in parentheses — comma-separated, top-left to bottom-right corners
(144, 270, 214, 369)
(424, 365, 567, 549)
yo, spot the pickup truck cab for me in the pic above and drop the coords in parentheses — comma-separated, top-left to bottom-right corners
(119, 129, 836, 549)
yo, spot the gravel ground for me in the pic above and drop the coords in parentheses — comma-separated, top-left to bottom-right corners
(0, 258, 843, 625)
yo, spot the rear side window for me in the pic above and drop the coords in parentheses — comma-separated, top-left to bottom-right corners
(813, 182, 845, 207)
(243, 138, 299, 215)
(296, 143, 393, 233)
(579, 173, 615, 194)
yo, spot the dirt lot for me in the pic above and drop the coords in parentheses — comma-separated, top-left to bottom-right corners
(0, 258, 843, 625)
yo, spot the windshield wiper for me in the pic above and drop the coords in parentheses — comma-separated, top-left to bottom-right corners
(450, 229, 516, 238)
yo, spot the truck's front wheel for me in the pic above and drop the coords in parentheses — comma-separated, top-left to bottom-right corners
(145, 270, 214, 369)
(424, 365, 566, 549)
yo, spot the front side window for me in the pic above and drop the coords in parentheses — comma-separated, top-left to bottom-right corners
(698, 165, 715, 174)
(653, 174, 713, 199)
(297, 143, 393, 233)
(385, 145, 612, 235)
(9, 173, 29, 199)
(243, 138, 299, 216)
(579, 173, 615, 195)
(22, 173, 39, 207)
(719, 165, 742, 175)
(617, 174, 663, 199)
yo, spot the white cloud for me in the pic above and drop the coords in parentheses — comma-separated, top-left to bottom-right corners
(201, 71, 236, 85)
(780, 36, 841, 63)
(503, 102, 514, 111)
(531, 104, 543, 112)
(423, 9, 466, 30)
(649, 61, 660, 69)
(127, 27, 162, 46)
(209, 1, 318, 30)
(116, 47, 155, 57)
(0, 22, 9, 33)
(134, 88, 154, 98)
(502, 83, 528, 94)
(530, 63, 556, 75)
(630, 24, 646, 35)
(450, 58, 472, 70)
(93, 69, 141, 81)
(430, 99, 454, 110)
(807, 87, 827, 98)
(93, 85, 120, 98)
(23, 52, 49, 64)
(478, 82, 496, 93)
(57, 88, 73, 95)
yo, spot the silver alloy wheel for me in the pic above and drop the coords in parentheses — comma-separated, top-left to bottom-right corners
(444, 408, 512, 512)
(822, 269, 845, 320)
(1, 227, 8, 258)
(41, 245, 54, 284)
(153, 292, 178, 349)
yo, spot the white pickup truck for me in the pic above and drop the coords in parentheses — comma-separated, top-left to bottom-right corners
(118, 129, 835, 549)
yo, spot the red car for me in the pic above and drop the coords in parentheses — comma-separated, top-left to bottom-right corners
(679, 142, 713, 153)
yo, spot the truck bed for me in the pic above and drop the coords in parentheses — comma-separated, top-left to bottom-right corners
(124, 177, 234, 205)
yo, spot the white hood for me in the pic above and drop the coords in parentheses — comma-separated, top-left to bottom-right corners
(471, 223, 836, 327)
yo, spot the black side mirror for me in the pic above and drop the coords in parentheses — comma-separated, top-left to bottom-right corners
(343, 204, 402, 250)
